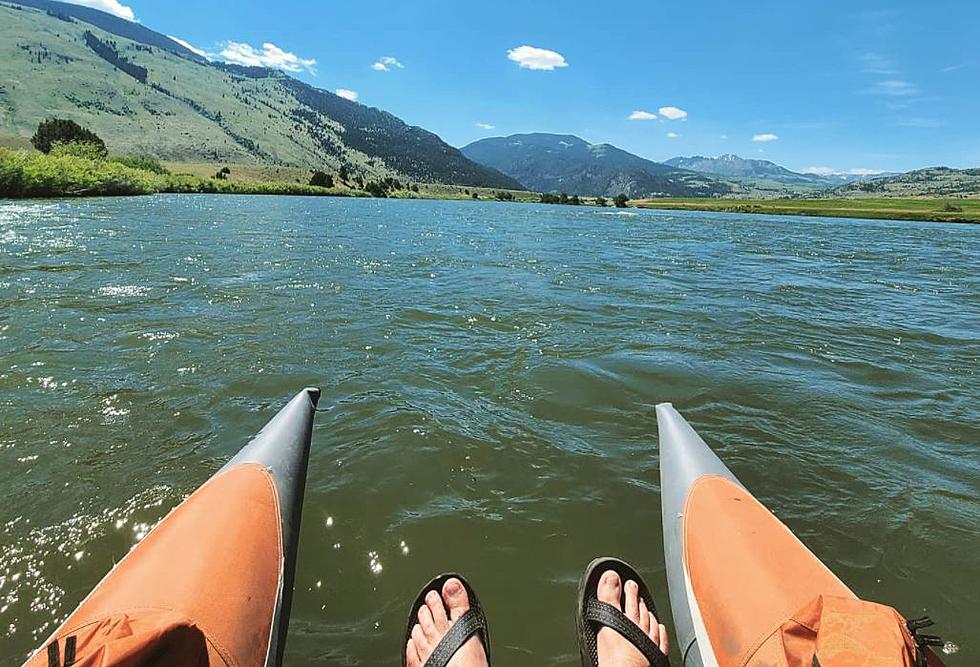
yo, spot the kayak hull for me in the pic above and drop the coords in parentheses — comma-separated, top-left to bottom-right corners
(657, 403, 855, 667)
(25, 387, 320, 667)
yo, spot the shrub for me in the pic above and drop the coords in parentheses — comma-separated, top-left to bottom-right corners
(310, 171, 333, 188)
(595, 196, 607, 207)
(111, 155, 169, 174)
(0, 147, 156, 197)
(31, 118, 106, 155)
(49, 141, 108, 161)
(613, 193, 629, 208)
(941, 202, 963, 212)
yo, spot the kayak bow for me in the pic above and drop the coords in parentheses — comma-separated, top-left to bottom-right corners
(26, 387, 320, 667)
(657, 403, 940, 667)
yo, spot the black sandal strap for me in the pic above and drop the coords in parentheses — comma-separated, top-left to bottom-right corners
(585, 599, 669, 667)
(423, 608, 487, 667)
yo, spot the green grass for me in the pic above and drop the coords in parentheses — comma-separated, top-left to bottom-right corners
(633, 197, 980, 223)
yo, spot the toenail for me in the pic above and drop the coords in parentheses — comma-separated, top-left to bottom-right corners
(445, 579, 461, 595)
(426, 590, 439, 602)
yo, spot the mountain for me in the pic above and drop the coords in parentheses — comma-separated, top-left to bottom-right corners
(664, 154, 828, 187)
(0, 0, 522, 189)
(9, 0, 206, 61)
(828, 167, 980, 198)
(461, 133, 733, 198)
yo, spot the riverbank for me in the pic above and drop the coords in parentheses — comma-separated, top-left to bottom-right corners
(0, 148, 365, 198)
(3, 148, 978, 224)
(633, 197, 980, 223)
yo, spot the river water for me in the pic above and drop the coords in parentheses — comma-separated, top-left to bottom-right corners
(0, 195, 977, 665)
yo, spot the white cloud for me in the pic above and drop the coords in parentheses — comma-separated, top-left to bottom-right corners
(64, 0, 135, 20)
(476, 122, 495, 130)
(752, 133, 779, 142)
(658, 106, 688, 120)
(666, 132, 679, 139)
(335, 88, 359, 101)
(860, 52, 898, 75)
(167, 35, 209, 58)
(372, 56, 405, 72)
(802, 166, 837, 176)
(219, 41, 317, 74)
(507, 45, 568, 71)
(720, 134, 729, 139)
(849, 168, 884, 176)
(628, 110, 657, 121)
(868, 79, 918, 96)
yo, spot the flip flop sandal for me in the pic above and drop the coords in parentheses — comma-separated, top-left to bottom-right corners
(577, 557, 670, 667)
(402, 572, 491, 667)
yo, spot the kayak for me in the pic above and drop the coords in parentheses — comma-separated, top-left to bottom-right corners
(657, 403, 943, 667)
(25, 387, 320, 667)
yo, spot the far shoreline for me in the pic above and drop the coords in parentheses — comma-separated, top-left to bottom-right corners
(3, 189, 978, 225)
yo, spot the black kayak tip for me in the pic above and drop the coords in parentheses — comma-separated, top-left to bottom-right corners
(304, 386, 321, 407)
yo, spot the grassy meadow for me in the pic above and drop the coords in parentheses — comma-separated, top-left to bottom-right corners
(633, 197, 980, 223)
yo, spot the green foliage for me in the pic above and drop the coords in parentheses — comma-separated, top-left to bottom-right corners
(110, 155, 169, 174)
(941, 202, 963, 212)
(362, 176, 405, 198)
(31, 118, 106, 154)
(0, 146, 155, 197)
(310, 170, 333, 188)
(494, 190, 515, 201)
(0, 148, 365, 199)
(569, 194, 581, 205)
(540, 192, 559, 204)
(613, 193, 629, 208)
(338, 164, 350, 182)
(595, 196, 607, 207)
(49, 141, 108, 161)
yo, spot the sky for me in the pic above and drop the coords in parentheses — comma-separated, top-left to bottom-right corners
(68, 0, 979, 174)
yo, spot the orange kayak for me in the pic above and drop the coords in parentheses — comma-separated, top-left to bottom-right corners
(24, 388, 320, 667)
(657, 403, 943, 667)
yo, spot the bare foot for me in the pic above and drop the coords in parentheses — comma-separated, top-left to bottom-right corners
(596, 570, 668, 666)
(405, 577, 489, 667)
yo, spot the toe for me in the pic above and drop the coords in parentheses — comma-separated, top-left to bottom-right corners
(596, 570, 622, 610)
(624, 580, 640, 621)
(639, 599, 651, 632)
(442, 577, 470, 621)
(406, 638, 421, 667)
(411, 624, 428, 656)
(417, 604, 437, 640)
(658, 623, 669, 655)
(425, 589, 449, 632)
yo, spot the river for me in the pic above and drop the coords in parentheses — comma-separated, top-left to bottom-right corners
(1, 195, 977, 665)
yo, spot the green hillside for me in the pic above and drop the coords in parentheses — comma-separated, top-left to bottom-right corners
(827, 167, 980, 198)
(0, 1, 521, 189)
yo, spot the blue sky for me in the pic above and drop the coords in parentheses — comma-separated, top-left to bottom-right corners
(75, 0, 978, 173)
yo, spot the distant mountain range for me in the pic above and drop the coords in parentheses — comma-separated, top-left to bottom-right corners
(0, 0, 521, 188)
(664, 154, 894, 188)
(665, 154, 831, 187)
(461, 134, 734, 198)
(827, 167, 980, 198)
(1, 0, 976, 200)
